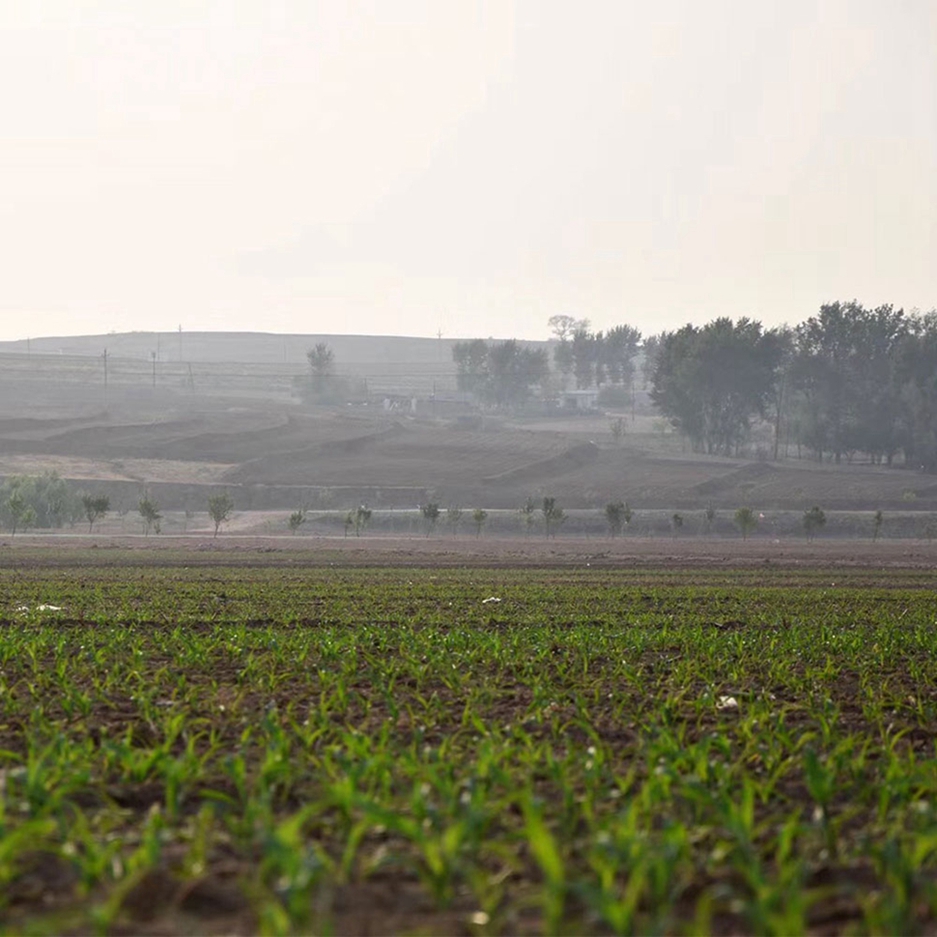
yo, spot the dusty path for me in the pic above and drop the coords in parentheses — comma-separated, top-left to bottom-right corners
(2, 532, 937, 572)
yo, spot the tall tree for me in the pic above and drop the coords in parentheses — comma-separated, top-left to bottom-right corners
(486, 341, 549, 407)
(571, 327, 597, 389)
(651, 318, 781, 455)
(547, 314, 587, 343)
(306, 343, 335, 396)
(792, 302, 906, 463)
(452, 339, 490, 394)
(641, 334, 661, 389)
(895, 312, 937, 472)
(769, 326, 796, 461)
(452, 340, 548, 408)
(602, 325, 642, 385)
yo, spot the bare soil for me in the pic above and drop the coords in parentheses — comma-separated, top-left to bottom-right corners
(3, 532, 937, 575)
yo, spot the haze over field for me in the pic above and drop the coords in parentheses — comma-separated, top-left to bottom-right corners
(1, 1, 934, 343)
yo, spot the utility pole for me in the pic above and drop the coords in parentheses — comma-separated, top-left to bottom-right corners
(151, 351, 157, 388)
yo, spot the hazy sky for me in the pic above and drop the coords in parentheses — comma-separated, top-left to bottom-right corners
(1, 1, 934, 343)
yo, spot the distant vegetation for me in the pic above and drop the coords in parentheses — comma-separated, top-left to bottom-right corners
(650, 317, 779, 457)
(0, 472, 83, 533)
(452, 339, 549, 409)
(298, 343, 368, 405)
(734, 506, 757, 539)
(207, 492, 234, 537)
(649, 301, 937, 470)
(81, 494, 110, 533)
(288, 509, 306, 533)
(137, 495, 161, 536)
(541, 496, 565, 538)
(420, 501, 441, 536)
(803, 505, 827, 540)
(549, 315, 642, 391)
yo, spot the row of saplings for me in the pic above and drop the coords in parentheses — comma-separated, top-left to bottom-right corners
(288, 498, 866, 540)
(0, 480, 883, 540)
(604, 502, 849, 541)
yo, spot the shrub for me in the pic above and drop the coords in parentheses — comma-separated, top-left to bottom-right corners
(803, 506, 826, 540)
(734, 506, 757, 539)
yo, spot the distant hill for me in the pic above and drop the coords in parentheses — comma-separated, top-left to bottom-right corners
(0, 331, 549, 366)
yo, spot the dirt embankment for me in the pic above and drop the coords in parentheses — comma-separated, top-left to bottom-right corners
(482, 442, 600, 485)
(226, 424, 406, 484)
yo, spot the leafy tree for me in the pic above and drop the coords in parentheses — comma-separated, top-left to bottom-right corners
(872, 509, 883, 542)
(651, 318, 783, 455)
(894, 313, 937, 472)
(446, 505, 463, 536)
(734, 506, 757, 540)
(803, 506, 826, 540)
(81, 494, 110, 533)
(138, 496, 162, 536)
(452, 339, 490, 394)
(6, 486, 35, 535)
(792, 302, 907, 464)
(555, 322, 642, 390)
(553, 340, 574, 384)
(43, 472, 81, 528)
(605, 501, 625, 538)
(641, 334, 661, 389)
(0, 479, 26, 535)
(306, 342, 335, 395)
(472, 508, 487, 538)
(452, 339, 549, 408)
(603, 324, 642, 385)
(541, 497, 565, 539)
(207, 493, 234, 538)
(547, 314, 586, 343)
(768, 326, 796, 461)
(288, 509, 306, 533)
(421, 502, 440, 536)
(487, 341, 549, 408)
(0, 473, 80, 531)
(571, 327, 599, 389)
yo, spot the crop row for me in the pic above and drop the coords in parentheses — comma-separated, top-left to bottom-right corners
(1, 567, 937, 933)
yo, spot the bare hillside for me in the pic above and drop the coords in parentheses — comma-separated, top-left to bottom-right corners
(0, 332, 933, 516)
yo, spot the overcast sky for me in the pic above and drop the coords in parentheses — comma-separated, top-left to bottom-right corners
(1, 0, 934, 343)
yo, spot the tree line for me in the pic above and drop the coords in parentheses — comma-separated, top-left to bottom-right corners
(649, 301, 937, 469)
(548, 315, 642, 390)
(452, 318, 642, 407)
